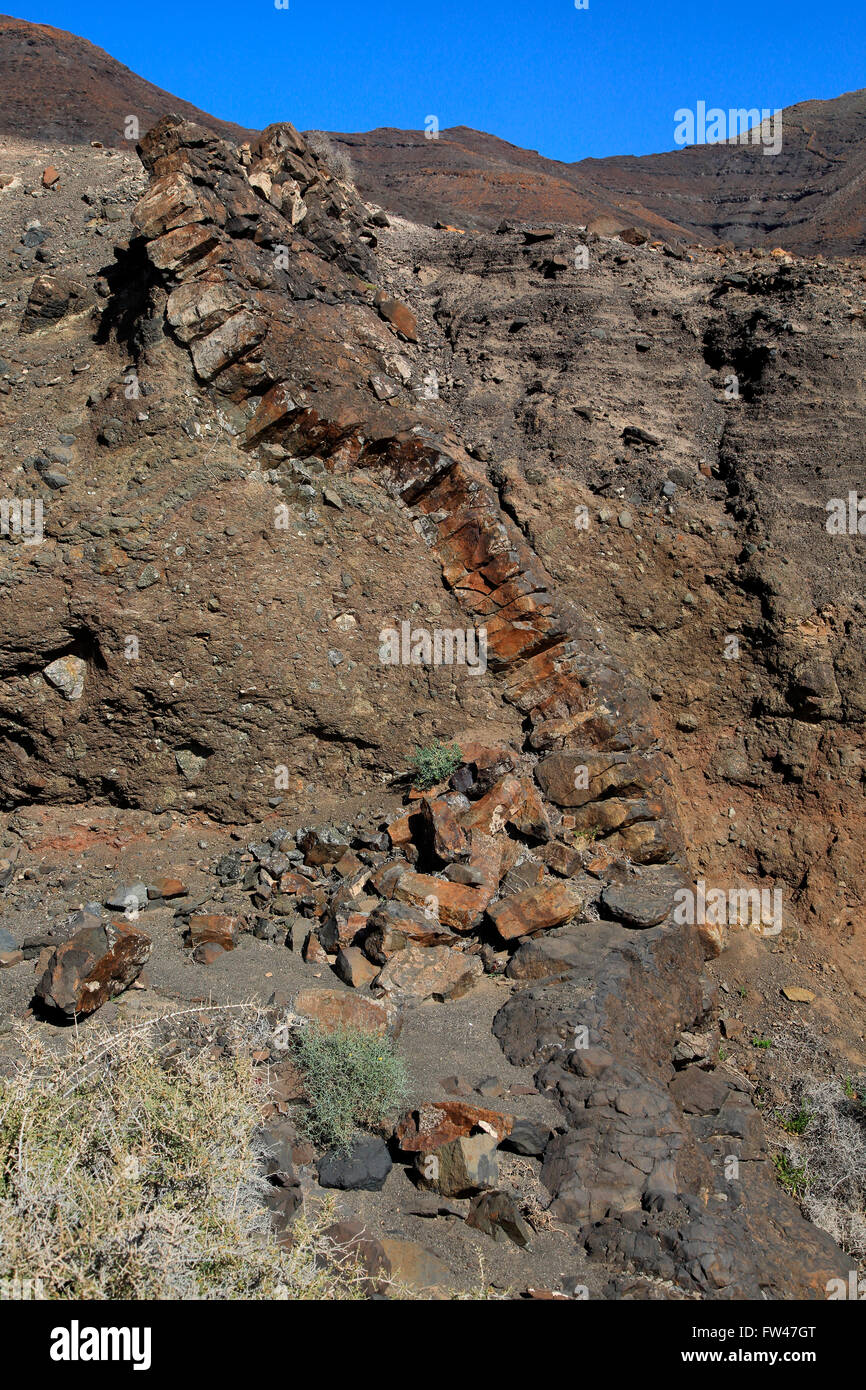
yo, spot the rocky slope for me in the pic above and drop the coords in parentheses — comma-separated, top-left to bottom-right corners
(331, 88, 866, 256)
(0, 110, 862, 1298)
(0, 13, 254, 146)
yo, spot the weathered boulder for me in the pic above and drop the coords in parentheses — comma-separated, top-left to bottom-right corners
(36, 920, 151, 1017)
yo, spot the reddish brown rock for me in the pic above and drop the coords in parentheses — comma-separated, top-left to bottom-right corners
(334, 945, 379, 989)
(363, 900, 457, 962)
(41, 165, 60, 188)
(461, 774, 550, 842)
(294, 986, 399, 1037)
(146, 876, 187, 899)
(487, 880, 584, 941)
(374, 943, 483, 1001)
(393, 869, 489, 932)
(376, 295, 418, 341)
(302, 931, 328, 965)
(395, 1101, 513, 1152)
(36, 920, 152, 1017)
(419, 795, 467, 862)
(188, 913, 240, 950)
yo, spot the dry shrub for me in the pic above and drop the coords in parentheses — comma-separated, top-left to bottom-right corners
(772, 1025, 866, 1261)
(304, 130, 355, 185)
(0, 1009, 370, 1300)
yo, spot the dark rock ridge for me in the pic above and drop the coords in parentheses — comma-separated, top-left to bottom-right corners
(111, 115, 848, 1295)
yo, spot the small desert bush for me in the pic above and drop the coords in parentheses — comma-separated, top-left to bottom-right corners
(772, 1027, 866, 1261)
(292, 1023, 409, 1153)
(410, 741, 462, 790)
(304, 130, 355, 185)
(0, 1011, 374, 1300)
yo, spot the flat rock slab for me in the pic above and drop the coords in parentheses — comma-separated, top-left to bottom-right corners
(487, 880, 584, 941)
(393, 870, 489, 932)
(294, 986, 399, 1037)
(601, 867, 686, 928)
(379, 1238, 452, 1294)
(375, 943, 483, 1001)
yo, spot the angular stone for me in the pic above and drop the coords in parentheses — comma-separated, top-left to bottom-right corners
(294, 986, 399, 1037)
(535, 750, 658, 808)
(487, 880, 584, 941)
(375, 943, 482, 1002)
(147, 223, 219, 272)
(146, 877, 187, 899)
(506, 930, 589, 980)
(188, 913, 240, 950)
(20, 273, 88, 332)
(317, 1136, 392, 1191)
(501, 1119, 553, 1156)
(601, 880, 675, 928)
(461, 774, 551, 842)
(363, 899, 457, 963)
(414, 1133, 499, 1197)
(43, 654, 86, 701)
(466, 1190, 533, 1247)
(419, 796, 467, 863)
(376, 296, 417, 341)
(189, 310, 266, 380)
(36, 921, 151, 1018)
(334, 945, 379, 989)
(393, 870, 488, 932)
(395, 1101, 512, 1151)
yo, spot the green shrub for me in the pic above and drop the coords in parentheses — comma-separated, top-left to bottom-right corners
(409, 741, 462, 790)
(293, 1023, 409, 1153)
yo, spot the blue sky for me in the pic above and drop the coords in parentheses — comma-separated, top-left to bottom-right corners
(12, 0, 866, 160)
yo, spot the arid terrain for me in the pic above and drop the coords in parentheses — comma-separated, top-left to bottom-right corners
(0, 16, 863, 1303)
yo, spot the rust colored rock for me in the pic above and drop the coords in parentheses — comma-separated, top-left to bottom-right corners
(487, 880, 584, 941)
(188, 913, 240, 950)
(393, 869, 489, 932)
(277, 869, 315, 896)
(395, 1100, 512, 1152)
(334, 945, 379, 989)
(376, 295, 418, 341)
(294, 986, 399, 1037)
(302, 930, 328, 965)
(461, 774, 550, 842)
(374, 943, 483, 1001)
(543, 842, 584, 878)
(363, 899, 457, 963)
(386, 810, 420, 848)
(41, 165, 60, 188)
(419, 795, 467, 862)
(146, 876, 187, 899)
(535, 749, 660, 808)
(36, 920, 152, 1017)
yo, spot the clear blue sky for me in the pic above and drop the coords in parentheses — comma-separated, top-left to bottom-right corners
(11, 0, 866, 160)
